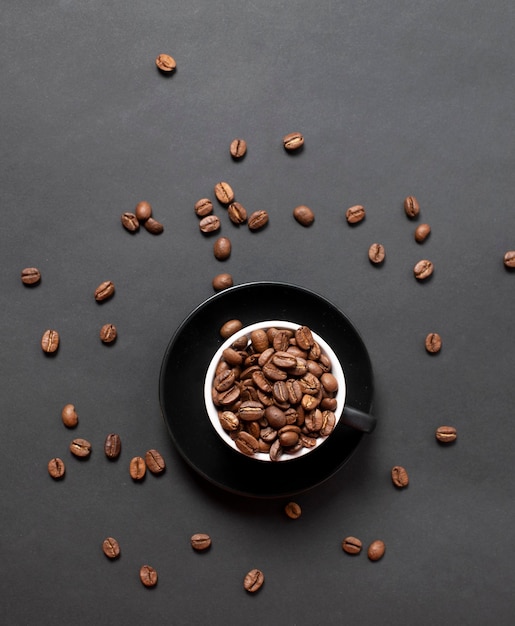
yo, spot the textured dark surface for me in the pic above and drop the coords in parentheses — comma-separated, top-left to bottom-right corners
(2, 1, 515, 624)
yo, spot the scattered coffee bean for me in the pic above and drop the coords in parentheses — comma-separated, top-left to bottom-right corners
(391, 465, 409, 488)
(345, 205, 366, 224)
(368, 243, 386, 264)
(140, 564, 158, 587)
(214, 181, 235, 205)
(248, 210, 269, 231)
(145, 449, 166, 474)
(94, 281, 115, 302)
(404, 195, 420, 218)
(342, 536, 362, 555)
(503, 251, 515, 268)
(415, 223, 431, 243)
(21, 267, 41, 285)
(194, 198, 213, 217)
(48, 457, 65, 479)
(100, 323, 117, 344)
(435, 425, 457, 443)
(61, 403, 78, 428)
(230, 138, 247, 159)
(227, 201, 247, 224)
(104, 433, 122, 459)
(244, 568, 264, 593)
(41, 329, 59, 353)
(293, 205, 315, 227)
(284, 502, 302, 519)
(144, 217, 164, 235)
(413, 259, 433, 280)
(102, 537, 121, 559)
(212, 273, 233, 291)
(213, 236, 232, 260)
(70, 438, 92, 458)
(155, 53, 176, 72)
(190, 533, 212, 551)
(130, 456, 146, 480)
(135, 201, 152, 222)
(220, 319, 243, 339)
(283, 132, 304, 151)
(425, 332, 442, 353)
(199, 215, 221, 234)
(121, 212, 140, 232)
(367, 540, 386, 561)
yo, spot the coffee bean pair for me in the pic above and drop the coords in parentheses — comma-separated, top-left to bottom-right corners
(342, 537, 386, 561)
(121, 201, 164, 235)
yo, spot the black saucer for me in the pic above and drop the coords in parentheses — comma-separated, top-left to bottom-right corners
(159, 282, 374, 498)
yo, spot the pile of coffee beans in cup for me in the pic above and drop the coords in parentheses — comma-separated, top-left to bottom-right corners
(211, 324, 339, 461)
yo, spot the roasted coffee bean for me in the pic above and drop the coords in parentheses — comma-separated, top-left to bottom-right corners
(230, 138, 247, 159)
(220, 319, 243, 339)
(102, 537, 121, 559)
(320, 373, 338, 393)
(217, 385, 240, 405)
(155, 53, 176, 72)
(272, 351, 297, 369)
(21, 267, 41, 285)
(41, 329, 59, 353)
(104, 433, 121, 459)
(227, 201, 247, 224)
(293, 205, 314, 226)
(191, 533, 212, 551)
(100, 323, 117, 344)
(283, 132, 304, 151)
(415, 223, 431, 243)
(140, 564, 158, 587)
(214, 181, 234, 205)
(144, 217, 164, 234)
(503, 251, 515, 268)
(121, 212, 140, 232)
(129, 456, 146, 480)
(284, 502, 302, 519)
(320, 410, 336, 436)
(435, 425, 457, 443)
(235, 431, 260, 455)
(244, 569, 264, 593)
(213, 236, 231, 260)
(145, 449, 166, 474)
(222, 347, 243, 366)
(70, 438, 92, 458)
(248, 210, 269, 231)
(250, 329, 269, 352)
(238, 401, 265, 421)
(269, 439, 283, 461)
(94, 281, 115, 302)
(368, 243, 386, 264)
(342, 536, 362, 555)
(219, 410, 239, 431)
(199, 214, 221, 234)
(367, 540, 386, 561)
(48, 457, 65, 479)
(61, 403, 78, 428)
(391, 465, 409, 488)
(212, 273, 233, 291)
(346, 205, 366, 224)
(413, 259, 433, 280)
(425, 332, 442, 353)
(404, 195, 420, 218)
(135, 201, 152, 222)
(194, 198, 213, 217)
(295, 326, 314, 350)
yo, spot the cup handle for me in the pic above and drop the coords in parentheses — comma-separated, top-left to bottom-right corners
(341, 405, 376, 433)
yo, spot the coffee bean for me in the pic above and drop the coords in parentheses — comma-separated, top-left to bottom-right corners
(190, 533, 212, 551)
(104, 433, 122, 459)
(391, 465, 409, 488)
(214, 182, 235, 205)
(415, 223, 431, 243)
(41, 329, 59, 353)
(248, 210, 269, 231)
(130, 456, 146, 480)
(503, 251, 515, 268)
(135, 201, 152, 222)
(21, 267, 41, 285)
(94, 281, 115, 302)
(70, 438, 92, 458)
(283, 132, 304, 151)
(212, 273, 233, 291)
(100, 323, 117, 344)
(144, 217, 164, 234)
(244, 568, 264, 593)
(425, 332, 442, 353)
(367, 540, 385, 561)
(213, 236, 232, 260)
(48, 457, 65, 479)
(435, 425, 457, 443)
(228, 202, 247, 224)
(194, 198, 213, 217)
(284, 502, 302, 519)
(413, 259, 433, 280)
(139, 564, 158, 587)
(220, 319, 243, 339)
(293, 205, 314, 226)
(345, 205, 366, 224)
(199, 215, 221, 234)
(342, 536, 362, 555)
(61, 403, 78, 428)
(102, 537, 121, 559)
(230, 138, 247, 159)
(404, 195, 420, 218)
(145, 449, 166, 474)
(121, 212, 140, 232)
(155, 53, 176, 72)
(368, 243, 385, 264)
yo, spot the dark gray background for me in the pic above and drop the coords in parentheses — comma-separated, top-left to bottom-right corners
(2, 1, 514, 624)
